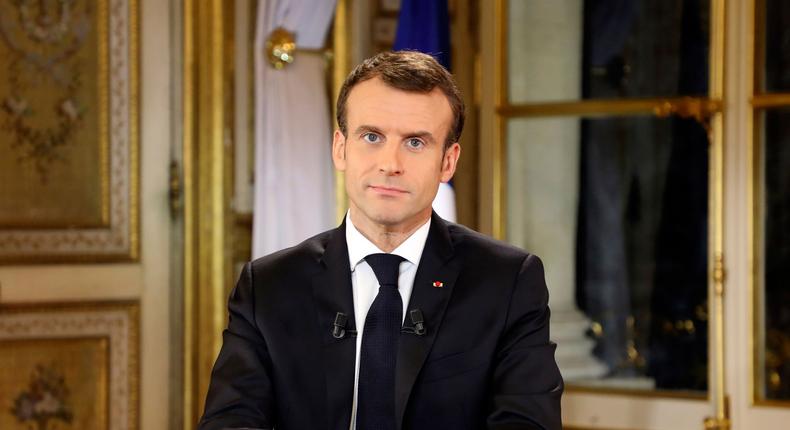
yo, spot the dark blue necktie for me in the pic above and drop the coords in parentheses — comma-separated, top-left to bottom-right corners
(357, 253, 405, 430)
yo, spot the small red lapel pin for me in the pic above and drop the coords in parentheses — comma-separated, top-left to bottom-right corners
(432, 281, 444, 288)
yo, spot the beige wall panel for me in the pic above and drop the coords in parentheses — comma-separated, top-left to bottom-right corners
(138, 0, 173, 427)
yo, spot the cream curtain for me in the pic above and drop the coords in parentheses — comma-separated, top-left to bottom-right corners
(252, 0, 338, 259)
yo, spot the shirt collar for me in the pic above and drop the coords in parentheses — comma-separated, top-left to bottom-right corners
(345, 211, 431, 271)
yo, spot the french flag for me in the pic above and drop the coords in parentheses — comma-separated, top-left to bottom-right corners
(393, 0, 457, 223)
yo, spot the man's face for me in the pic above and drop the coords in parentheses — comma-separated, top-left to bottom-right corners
(333, 77, 460, 232)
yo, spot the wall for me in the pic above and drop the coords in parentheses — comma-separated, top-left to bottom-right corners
(0, 0, 174, 427)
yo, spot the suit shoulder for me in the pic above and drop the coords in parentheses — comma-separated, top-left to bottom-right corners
(446, 222, 535, 263)
(248, 228, 335, 278)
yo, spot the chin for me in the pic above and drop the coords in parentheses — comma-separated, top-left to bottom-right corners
(369, 205, 432, 229)
(351, 196, 428, 228)
(368, 210, 408, 226)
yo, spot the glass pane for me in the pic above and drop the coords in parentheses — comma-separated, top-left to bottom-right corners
(506, 115, 709, 394)
(508, 0, 710, 103)
(762, 0, 790, 92)
(759, 108, 790, 401)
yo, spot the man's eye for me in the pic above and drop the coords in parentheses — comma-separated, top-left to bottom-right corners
(362, 133, 380, 143)
(406, 138, 424, 149)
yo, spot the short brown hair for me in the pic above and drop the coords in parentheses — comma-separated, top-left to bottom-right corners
(336, 51, 465, 150)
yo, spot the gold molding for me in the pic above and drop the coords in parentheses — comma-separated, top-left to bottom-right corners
(477, 0, 497, 236)
(565, 425, 641, 430)
(182, 0, 196, 424)
(705, 0, 729, 427)
(753, 0, 766, 94)
(99, 0, 110, 227)
(751, 93, 790, 108)
(182, 0, 234, 426)
(129, 0, 140, 262)
(748, 0, 761, 410)
(493, 0, 507, 240)
(247, 0, 256, 192)
(753, 398, 790, 408)
(499, 98, 723, 119)
(332, 0, 350, 224)
(567, 384, 707, 401)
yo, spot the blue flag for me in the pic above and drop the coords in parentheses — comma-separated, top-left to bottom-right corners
(393, 0, 451, 70)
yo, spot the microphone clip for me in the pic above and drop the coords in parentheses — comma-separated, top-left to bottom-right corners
(401, 309, 427, 336)
(331, 312, 356, 339)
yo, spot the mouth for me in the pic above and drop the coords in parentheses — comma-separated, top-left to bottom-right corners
(367, 185, 409, 197)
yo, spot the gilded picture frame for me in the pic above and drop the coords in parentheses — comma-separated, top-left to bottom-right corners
(0, 0, 139, 263)
(0, 301, 139, 430)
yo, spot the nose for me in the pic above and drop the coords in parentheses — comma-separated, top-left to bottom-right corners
(377, 141, 403, 176)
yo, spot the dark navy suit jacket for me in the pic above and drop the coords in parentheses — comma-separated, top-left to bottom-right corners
(198, 213, 563, 430)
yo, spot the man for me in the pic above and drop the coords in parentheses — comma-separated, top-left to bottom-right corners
(199, 51, 563, 430)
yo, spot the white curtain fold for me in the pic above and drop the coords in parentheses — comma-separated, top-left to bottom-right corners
(433, 182, 456, 222)
(252, 0, 338, 259)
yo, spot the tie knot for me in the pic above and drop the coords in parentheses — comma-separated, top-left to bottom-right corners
(364, 253, 405, 287)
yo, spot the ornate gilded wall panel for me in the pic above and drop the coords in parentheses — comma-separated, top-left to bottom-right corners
(0, 301, 139, 429)
(0, 0, 138, 262)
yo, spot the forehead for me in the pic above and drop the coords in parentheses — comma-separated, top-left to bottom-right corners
(345, 77, 453, 134)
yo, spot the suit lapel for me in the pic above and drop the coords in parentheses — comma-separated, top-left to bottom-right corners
(395, 213, 461, 429)
(311, 222, 357, 430)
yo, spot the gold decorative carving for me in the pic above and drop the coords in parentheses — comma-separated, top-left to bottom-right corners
(0, 0, 138, 263)
(265, 27, 296, 69)
(0, 0, 109, 229)
(654, 98, 723, 132)
(713, 253, 726, 295)
(0, 0, 96, 182)
(703, 395, 731, 429)
(169, 160, 183, 217)
(3, 340, 107, 429)
(0, 301, 139, 429)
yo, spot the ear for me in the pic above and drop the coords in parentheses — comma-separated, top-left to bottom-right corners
(440, 142, 461, 183)
(332, 129, 347, 171)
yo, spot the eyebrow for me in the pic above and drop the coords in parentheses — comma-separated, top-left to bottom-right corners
(353, 125, 385, 136)
(352, 125, 437, 144)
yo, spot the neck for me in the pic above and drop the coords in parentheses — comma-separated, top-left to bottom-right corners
(349, 207, 430, 253)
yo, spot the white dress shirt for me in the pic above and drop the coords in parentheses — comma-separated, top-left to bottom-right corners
(345, 212, 431, 430)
